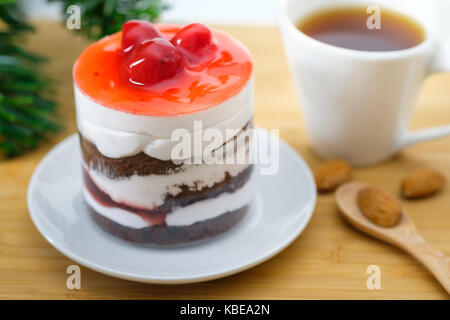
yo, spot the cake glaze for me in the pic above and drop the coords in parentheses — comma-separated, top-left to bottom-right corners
(73, 24, 253, 116)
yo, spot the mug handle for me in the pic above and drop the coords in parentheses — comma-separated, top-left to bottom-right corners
(398, 39, 450, 149)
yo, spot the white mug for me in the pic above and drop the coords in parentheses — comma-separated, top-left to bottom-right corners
(278, 0, 450, 166)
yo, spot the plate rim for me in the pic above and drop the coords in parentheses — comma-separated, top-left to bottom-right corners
(27, 132, 316, 284)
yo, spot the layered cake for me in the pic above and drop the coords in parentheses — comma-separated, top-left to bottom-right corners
(73, 21, 254, 246)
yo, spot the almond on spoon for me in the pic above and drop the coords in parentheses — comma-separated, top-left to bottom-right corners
(336, 182, 450, 294)
(357, 187, 401, 227)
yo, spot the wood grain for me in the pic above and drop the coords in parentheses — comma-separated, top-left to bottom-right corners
(1, 22, 450, 299)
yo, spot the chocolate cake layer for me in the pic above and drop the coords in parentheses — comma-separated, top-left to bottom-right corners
(80, 135, 183, 178)
(84, 164, 253, 217)
(79, 121, 252, 178)
(88, 204, 249, 245)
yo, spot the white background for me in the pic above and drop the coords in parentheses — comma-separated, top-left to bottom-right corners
(24, 0, 450, 30)
(27, 0, 277, 24)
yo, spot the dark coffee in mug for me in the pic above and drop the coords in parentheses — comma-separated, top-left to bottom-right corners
(297, 6, 425, 51)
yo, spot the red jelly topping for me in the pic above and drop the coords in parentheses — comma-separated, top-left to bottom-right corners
(73, 23, 253, 117)
(171, 23, 218, 67)
(122, 38, 185, 86)
(121, 20, 163, 53)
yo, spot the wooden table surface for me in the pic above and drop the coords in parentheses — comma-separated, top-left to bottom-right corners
(1, 22, 450, 300)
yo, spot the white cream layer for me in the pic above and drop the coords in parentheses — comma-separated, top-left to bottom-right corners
(75, 78, 253, 160)
(87, 160, 250, 210)
(83, 176, 254, 228)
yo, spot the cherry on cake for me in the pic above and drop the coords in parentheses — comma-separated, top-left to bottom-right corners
(73, 21, 254, 246)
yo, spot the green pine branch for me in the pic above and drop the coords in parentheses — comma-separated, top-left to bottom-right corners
(0, 1, 59, 158)
(49, 0, 169, 40)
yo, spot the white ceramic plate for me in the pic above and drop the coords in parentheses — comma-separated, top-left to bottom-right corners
(28, 131, 316, 284)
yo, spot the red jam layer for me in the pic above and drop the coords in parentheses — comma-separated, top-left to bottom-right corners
(73, 24, 253, 116)
(83, 169, 167, 226)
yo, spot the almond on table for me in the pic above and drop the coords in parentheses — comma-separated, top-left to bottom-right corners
(401, 169, 446, 199)
(315, 159, 352, 192)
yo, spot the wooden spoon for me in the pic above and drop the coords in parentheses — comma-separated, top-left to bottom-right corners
(335, 181, 450, 294)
